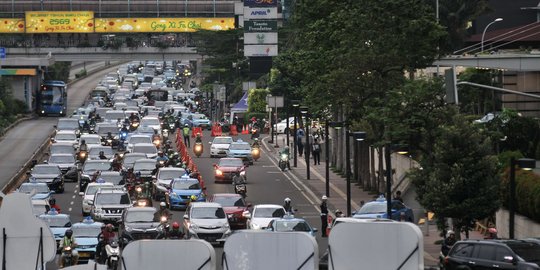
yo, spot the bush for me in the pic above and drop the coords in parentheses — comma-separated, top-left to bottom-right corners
(501, 165, 540, 222)
(75, 69, 87, 79)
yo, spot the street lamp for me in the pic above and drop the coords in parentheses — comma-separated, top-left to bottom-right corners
(291, 100, 300, 167)
(346, 131, 366, 216)
(481, 18, 503, 53)
(509, 157, 536, 239)
(326, 121, 344, 197)
(385, 144, 408, 220)
(300, 106, 309, 180)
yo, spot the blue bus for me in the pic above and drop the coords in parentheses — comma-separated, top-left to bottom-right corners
(37, 80, 67, 116)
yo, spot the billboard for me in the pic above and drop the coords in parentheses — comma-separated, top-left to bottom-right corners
(244, 44, 278, 57)
(244, 32, 278, 44)
(244, 0, 278, 7)
(244, 7, 279, 20)
(0, 19, 25, 33)
(243, 20, 277, 32)
(25, 11, 94, 33)
(95, 18, 234, 33)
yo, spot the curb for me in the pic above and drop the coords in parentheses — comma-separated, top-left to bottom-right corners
(0, 115, 36, 143)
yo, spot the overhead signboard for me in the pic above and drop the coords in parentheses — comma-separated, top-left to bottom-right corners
(244, 44, 278, 57)
(244, 0, 278, 7)
(0, 69, 37, 76)
(0, 19, 25, 33)
(244, 32, 278, 44)
(25, 11, 94, 33)
(244, 7, 278, 20)
(95, 18, 234, 32)
(243, 20, 277, 32)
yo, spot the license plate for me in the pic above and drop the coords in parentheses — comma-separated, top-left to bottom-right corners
(111, 256, 118, 261)
(79, 252, 90, 258)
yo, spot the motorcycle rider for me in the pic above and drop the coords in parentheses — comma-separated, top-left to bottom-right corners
(156, 151, 169, 166)
(155, 202, 172, 221)
(441, 230, 457, 256)
(105, 132, 115, 145)
(98, 151, 108, 160)
(152, 129, 161, 144)
(79, 139, 88, 152)
(111, 153, 123, 171)
(96, 224, 116, 264)
(129, 112, 140, 123)
(232, 170, 246, 196)
(279, 146, 291, 170)
(283, 197, 294, 215)
(49, 198, 61, 213)
(166, 222, 184, 239)
(195, 133, 202, 144)
(252, 138, 260, 148)
(169, 152, 181, 167)
(58, 229, 79, 267)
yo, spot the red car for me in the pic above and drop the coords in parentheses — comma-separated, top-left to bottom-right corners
(209, 193, 251, 229)
(213, 158, 246, 183)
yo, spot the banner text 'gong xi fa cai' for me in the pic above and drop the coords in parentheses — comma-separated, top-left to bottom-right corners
(25, 11, 94, 33)
(94, 18, 234, 32)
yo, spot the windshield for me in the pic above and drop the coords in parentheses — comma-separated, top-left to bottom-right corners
(50, 145, 74, 154)
(83, 161, 111, 171)
(192, 114, 208, 120)
(172, 180, 200, 190)
(49, 155, 75, 164)
(124, 155, 146, 165)
(105, 111, 125, 121)
(358, 203, 386, 214)
(158, 170, 185, 180)
(81, 136, 101, 145)
(212, 196, 245, 207)
(97, 126, 119, 136)
(85, 185, 112, 196)
(57, 120, 78, 130)
(191, 207, 226, 219)
(55, 133, 77, 141)
(126, 210, 156, 223)
(254, 207, 285, 218)
(275, 221, 310, 232)
(89, 147, 114, 156)
(508, 242, 540, 263)
(40, 216, 71, 228)
(141, 118, 160, 126)
(213, 138, 232, 144)
(219, 159, 243, 167)
(134, 161, 156, 170)
(72, 226, 101, 238)
(33, 166, 61, 175)
(229, 143, 251, 150)
(101, 174, 123, 185)
(95, 193, 131, 205)
(40, 86, 64, 105)
(148, 91, 168, 101)
(20, 184, 49, 193)
(129, 136, 151, 144)
(133, 145, 157, 154)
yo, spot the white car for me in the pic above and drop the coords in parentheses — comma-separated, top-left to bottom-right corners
(140, 116, 161, 133)
(210, 136, 233, 158)
(52, 130, 78, 145)
(80, 182, 114, 215)
(247, 204, 286, 230)
(183, 202, 232, 244)
(153, 167, 186, 199)
(273, 117, 301, 134)
(32, 199, 51, 216)
(126, 135, 152, 153)
(131, 143, 158, 159)
(79, 134, 102, 150)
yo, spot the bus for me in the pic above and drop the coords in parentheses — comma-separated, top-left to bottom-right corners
(37, 80, 67, 116)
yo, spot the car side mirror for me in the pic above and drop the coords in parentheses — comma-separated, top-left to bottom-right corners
(242, 211, 251, 219)
(88, 200, 94, 205)
(208, 142, 212, 145)
(79, 192, 84, 196)
(183, 214, 189, 219)
(503, 256, 515, 264)
(313, 228, 318, 233)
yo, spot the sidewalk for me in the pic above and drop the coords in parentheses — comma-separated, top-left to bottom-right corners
(264, 133, 485, 268)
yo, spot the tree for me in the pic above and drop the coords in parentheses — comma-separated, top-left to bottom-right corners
(247, 88, 270, 113)
(457, 68, 502, 115)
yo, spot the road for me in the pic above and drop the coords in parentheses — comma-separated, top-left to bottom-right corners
(0, 66, 329, 269)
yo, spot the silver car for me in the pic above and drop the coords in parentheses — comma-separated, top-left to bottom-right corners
(183, 202, 231, 245)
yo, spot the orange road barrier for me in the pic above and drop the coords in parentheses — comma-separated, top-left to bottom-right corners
(326, 215, 333, 236)
(229, 124, 238, 136)
(192, 127, 203, 138)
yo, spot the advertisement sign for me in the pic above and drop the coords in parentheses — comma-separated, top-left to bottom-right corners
(95, 18, 234, 32)
(243, 20, 277, 32)
(244, 32, 278, 44)
(0, 19, 25, 33)
(244, 44, 278, 57)
(244, 7, 278, 20)
(244, 0, 278, 7)
(25, 11, 94, 33)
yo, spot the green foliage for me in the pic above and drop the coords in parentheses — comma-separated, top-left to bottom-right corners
(457, 68, 502, 115)
(75, 69, 87, 79)
(45, 62, 71, 82)
(500, 168, 540, 222)
(0, 77, 26, 130)
(247, 88, 269, 113)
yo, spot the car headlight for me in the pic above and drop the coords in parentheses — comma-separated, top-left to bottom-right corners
(215, 169, 223, 176)
(223, 223, 230, 229)
(95, 208, 103, 214)
(240, 171, 246, 176)
(125, 226, 133, 232)
(190, 223, 199, 230)
(252, 223, 261, 230)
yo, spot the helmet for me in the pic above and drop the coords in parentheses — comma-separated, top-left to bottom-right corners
(81, 139, 86, 144)
(158, 151, 163, 155)
(190, 195, 198, 201)
(99, 151, 105, 155)
(284, 198, 291, 203)
(488, 227, 497, 234)
(184, 124, 189, 127)
(106, 224, 114, 231)
(65, 229, 73, 238)
(49, 198, 56, 205)
(107, 132, 112, 136)
(322, 195, 327, 200)
(335, 209, 343, 215)
(446, 230, 455, 238)
(172, 222, 180, 230)
(160, 202, 166, 207)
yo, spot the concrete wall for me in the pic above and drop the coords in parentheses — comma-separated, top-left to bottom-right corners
(496, 208, 540, 239)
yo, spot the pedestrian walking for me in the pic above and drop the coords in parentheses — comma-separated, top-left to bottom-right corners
(312, 139, 321, 165)
(320, 195, 328, 237)
(182, 124, 191, 147)
(296, 126, 305, 157)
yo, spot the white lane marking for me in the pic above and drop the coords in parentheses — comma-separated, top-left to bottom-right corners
(262, 166, 275, 168)
(68, 208, 72, 212)
(73, 189, 77, 194)
(72, 195, 76, 199)
(70, 201, 74, 205)
(75, 184, 79, 188)
(267, 171, 282, 174)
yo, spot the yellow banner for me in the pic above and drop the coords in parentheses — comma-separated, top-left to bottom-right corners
(25, 11, 94, 33)
(0, 19, 25, 33)
(95, 18, 234, 33)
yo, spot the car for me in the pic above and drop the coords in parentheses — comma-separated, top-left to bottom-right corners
(183, 202, 231, 245)
(51, 130, 78, 145)
(273, 117, 297, 134)
(131, 143, 158, 159)
(47, 153, 78, 181)
(17, 182, 54, 200)
(91, 189, 132, 224)
(473, 112, 501, 124)
(226, 140, 254, 165)
(267, 216, 318, 237)
(153, 167, 186, 200)
(49, 142, 76, 156)
(210, 136, 234, 158)
(133, 159, 157, 180)
(126, 135, 152, 153)
(71, 217, 104, 263)
(140, 116, 162, 133)
(99, 171, 124, 185)
(95, 123, 120, 141)
(208, 193, 251, 230)
(352, 196, 414, 222)
(55, 118, 81, 136)
(29, 164, 64, 193)
(88, 145, 114, 160)
(120, 207, 162, 242)
(32, 199, 51, 216)
(444, 239, 540, 270)
(191, 113, 212, 130)
(246, 204, 286, 230)
(79, 159, 113, 193)
(78, 134, 102, 150)
(80, 181, 114, 215)
(122, 153, 147, 170)
(38, 210, 72, 250)
(167, 176, 205, 210)
(213, 158, 246, 183)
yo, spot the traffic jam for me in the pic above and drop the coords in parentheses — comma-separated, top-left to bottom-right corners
(17, 61, 316, 269)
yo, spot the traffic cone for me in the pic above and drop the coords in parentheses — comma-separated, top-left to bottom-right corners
(241, 124, 249, 134)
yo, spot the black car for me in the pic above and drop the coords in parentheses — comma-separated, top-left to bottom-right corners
(120, 207, 162, 243)
(29, 164, 64, 193)
(444, 239, 540, 269)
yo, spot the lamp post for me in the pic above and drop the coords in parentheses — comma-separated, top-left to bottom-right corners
(385, 144, 408, 220)
(509, 157, 536, 239)
(300, 106, 309, 180)
(481, 18, 503, 53)
(346, 131, 366, 216)
(292, 100, 300, 167)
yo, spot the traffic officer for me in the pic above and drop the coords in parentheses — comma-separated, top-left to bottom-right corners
(320, 195, 328, 237)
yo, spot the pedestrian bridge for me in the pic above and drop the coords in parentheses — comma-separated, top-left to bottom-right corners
(434, 53, 540, 71)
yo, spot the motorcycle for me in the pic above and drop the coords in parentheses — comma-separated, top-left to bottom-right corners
(62, 246, 74, 267)
(77, 150, 88, 162)
(234, 183, 247, 198)
(193, 142, 203, 158)
(105, 240, 120, 270)
(279, 153, 289, 171)
(250, 127, 260, 140)
(157, 215, 170, 239)
(130, 120, 140, 131)
(153, 137, 161, 148)
(251, 147, 260, 161)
